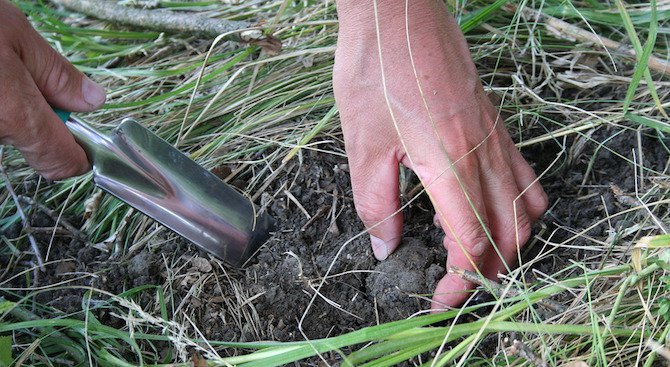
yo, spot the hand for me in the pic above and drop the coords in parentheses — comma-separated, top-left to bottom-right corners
(333, 1, 548, 309)
(0, 0, 105, 179)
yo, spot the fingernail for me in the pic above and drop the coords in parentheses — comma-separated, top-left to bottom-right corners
(82, 78, 106, 107)
(370, 235, 389, 261)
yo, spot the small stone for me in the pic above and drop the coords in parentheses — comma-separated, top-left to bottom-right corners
(190, 257, 213, 273)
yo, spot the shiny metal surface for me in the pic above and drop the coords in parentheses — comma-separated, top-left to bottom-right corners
(66, 117, 273, 266)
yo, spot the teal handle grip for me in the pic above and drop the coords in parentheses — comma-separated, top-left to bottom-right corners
(53, 108, 71, 123)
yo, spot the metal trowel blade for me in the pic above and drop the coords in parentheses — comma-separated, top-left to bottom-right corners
(66, 117, 273, 266)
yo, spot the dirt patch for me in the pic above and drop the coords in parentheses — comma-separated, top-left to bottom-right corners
(1, 149, 443, 342)
(2, 124, 669, 348)
(367, 239, 439, 319)
(218, 151, 445, 340)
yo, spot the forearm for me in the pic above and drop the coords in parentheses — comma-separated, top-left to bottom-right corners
(334, 0, 481, 108)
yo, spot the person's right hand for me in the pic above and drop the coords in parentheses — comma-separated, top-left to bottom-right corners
(0, 0, 106, 179)
(334, 0, 548, 310)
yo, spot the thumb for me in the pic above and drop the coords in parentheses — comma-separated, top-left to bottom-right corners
(348, 152, 404, 261)
(19, 26, 105, 112)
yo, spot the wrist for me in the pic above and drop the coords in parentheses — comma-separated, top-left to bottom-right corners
(335, 0, 478, 80)
(334, 1, 482, 108)
(336, 0, 439, 38)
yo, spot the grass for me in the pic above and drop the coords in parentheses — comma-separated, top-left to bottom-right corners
(0, 261, 664, 366)
(1, 0, 670, 366)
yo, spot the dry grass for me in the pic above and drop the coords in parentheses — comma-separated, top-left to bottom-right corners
(2, 0, 670, 366)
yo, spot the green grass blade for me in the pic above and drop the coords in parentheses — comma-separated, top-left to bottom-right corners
(542, 4, 670, 25)
(615, 0, 665, 117)
(625, 113, 670, 133)
(0, 335, 12, 367)
(460, 0, 510, 34)
(621, 0, 658, 114)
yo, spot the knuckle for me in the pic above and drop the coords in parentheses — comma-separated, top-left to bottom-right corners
(40, 52, 73, 96)
(35, 151, 87, 181)
(354, 194, 392, 227)
(500, 212, 532, 247)
(445, 219, 489, 255)
(0, 10, 34, 55)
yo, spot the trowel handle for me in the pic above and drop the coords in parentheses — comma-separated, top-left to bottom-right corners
(53, 108, 71, 123)
(52, 107, 109, 161)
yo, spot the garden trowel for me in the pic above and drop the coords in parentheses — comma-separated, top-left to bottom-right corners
(55, 109, 273, 266)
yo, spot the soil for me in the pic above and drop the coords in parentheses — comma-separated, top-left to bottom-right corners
(2, 122, 669, 358)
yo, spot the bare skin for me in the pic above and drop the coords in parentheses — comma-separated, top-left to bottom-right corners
(3, 0, 547, 310)
(0, 0, 105, 180)
(333, 0, 548, 309)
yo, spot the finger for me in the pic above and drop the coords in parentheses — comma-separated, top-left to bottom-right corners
(431, 273, 475, 311)
(0, 50, 89, 180)
(477, 149, 533, 280)
(507, 140, 548, 221)
(348, 149, 403, 261)
(481, 203, 532, 281)
(17, 18, 105, 112)
(416, 156, 491, 310)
